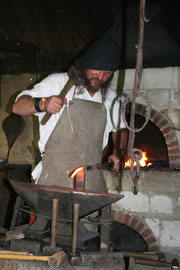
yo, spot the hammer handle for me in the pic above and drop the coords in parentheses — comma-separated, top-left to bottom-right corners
(0, 253, 49, 261)
(0, 250, 29, 255)
(135, 258, 171, 267)
(122, 251, 159, 261)
(41, 78, 74, 125)
(72, 203, 80, 256)
(50, 199, 59, 248)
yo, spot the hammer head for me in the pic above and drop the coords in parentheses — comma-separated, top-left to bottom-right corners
(68, 66, 85, 86)
(69, 254, 81, 266)
(48, 251, 67, 268)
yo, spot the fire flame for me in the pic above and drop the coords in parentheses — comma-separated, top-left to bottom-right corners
(70, 166, 84, 178)
(124, 151, 152, 168)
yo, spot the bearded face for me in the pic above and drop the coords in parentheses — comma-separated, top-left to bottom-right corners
(83, 69, 113, 93)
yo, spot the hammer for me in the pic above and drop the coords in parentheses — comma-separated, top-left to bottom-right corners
(41, 66, 84, 125)
(69, 203, 81, 266)
(0, 251, 67, 268)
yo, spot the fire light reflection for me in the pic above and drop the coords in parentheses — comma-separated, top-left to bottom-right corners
(70, 166, 84, 178)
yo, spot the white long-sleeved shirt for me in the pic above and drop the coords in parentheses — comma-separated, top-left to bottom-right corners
(16, 73, 125, 181)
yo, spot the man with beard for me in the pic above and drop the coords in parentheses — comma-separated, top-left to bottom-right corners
(12, 37, 126, 192)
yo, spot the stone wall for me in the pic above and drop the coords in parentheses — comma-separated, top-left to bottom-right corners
(104, 169, 180, 255)
(111, 67, 180, 140)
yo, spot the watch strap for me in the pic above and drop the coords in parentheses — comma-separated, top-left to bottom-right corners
(34, 98, 43, 112)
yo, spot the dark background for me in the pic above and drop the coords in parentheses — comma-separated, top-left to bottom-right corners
(0, 0, 180, 74)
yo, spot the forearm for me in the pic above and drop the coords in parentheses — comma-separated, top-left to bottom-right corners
(112, 131, 118, 155)
(112, 128, 128, 160)
(12, 95, 37, 116)
(108, 132, 120, 172)
(119, 128, 128, 157)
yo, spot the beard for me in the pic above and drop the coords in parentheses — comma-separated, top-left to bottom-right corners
(85, 78, 102, 92)
(84, 73, 113, 93)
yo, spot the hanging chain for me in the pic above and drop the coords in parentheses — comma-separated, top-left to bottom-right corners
(122, 0, 151, 195)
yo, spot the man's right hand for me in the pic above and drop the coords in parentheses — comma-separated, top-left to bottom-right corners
(12, 95, 67, 116)
(43, 96, 67, 114)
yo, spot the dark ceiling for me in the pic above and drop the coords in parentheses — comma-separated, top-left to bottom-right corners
(0, 0, 180, 74)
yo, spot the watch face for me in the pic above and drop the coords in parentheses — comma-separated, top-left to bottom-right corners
(39, 97, 46, 111)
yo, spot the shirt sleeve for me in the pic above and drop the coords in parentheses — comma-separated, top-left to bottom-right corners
(15, 73, 69, 116)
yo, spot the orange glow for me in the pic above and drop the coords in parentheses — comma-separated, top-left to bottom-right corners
(124, 151, 152, 168)
(70, 166, 84, 178)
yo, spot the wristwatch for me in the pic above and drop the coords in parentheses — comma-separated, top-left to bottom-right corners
(34, 97, 46, 112)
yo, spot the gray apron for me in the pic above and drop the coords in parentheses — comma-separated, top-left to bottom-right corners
(38, 98, 108, 193)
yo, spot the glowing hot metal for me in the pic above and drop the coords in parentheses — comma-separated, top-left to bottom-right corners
(70, 167, 84, 178)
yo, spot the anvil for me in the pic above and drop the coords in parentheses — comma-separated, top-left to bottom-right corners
(9, 180, 123, 220)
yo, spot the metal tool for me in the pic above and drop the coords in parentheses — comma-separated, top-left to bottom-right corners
(135, 257, 179, 269)
(0, 229, 24, 243)
(70, 203, 81, 266)
(69, 161, 114, 175)
(48, 251, 67, 268)
(8, 180, 123, 220)
(121, 251, 159, 261)
(0, 251, 67, 268)
(41, 66, 84, 125)
(0, 250, 30, 255)
(0, 253, 49, 261)
(122, 0, 151, 195)
(69, 161, 114, 190)
(50, 199, 59, 248)
(86, 161, 114, 171)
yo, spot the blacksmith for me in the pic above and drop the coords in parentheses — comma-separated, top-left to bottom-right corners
(12, 37, 126, 193)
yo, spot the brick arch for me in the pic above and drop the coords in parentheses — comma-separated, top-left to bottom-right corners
(111, 210, 159, 251)
(135, 103, 180, 169)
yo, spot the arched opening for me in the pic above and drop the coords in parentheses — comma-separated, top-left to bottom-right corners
(110, 221, 148, 270)
(124, 103, 180, 169)
(103, 103, 180, 169)
(134, 114, 169, 167)
(111, 221, 147, 252)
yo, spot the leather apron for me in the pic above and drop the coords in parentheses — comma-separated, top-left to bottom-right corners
(38, 98, 108, 193)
